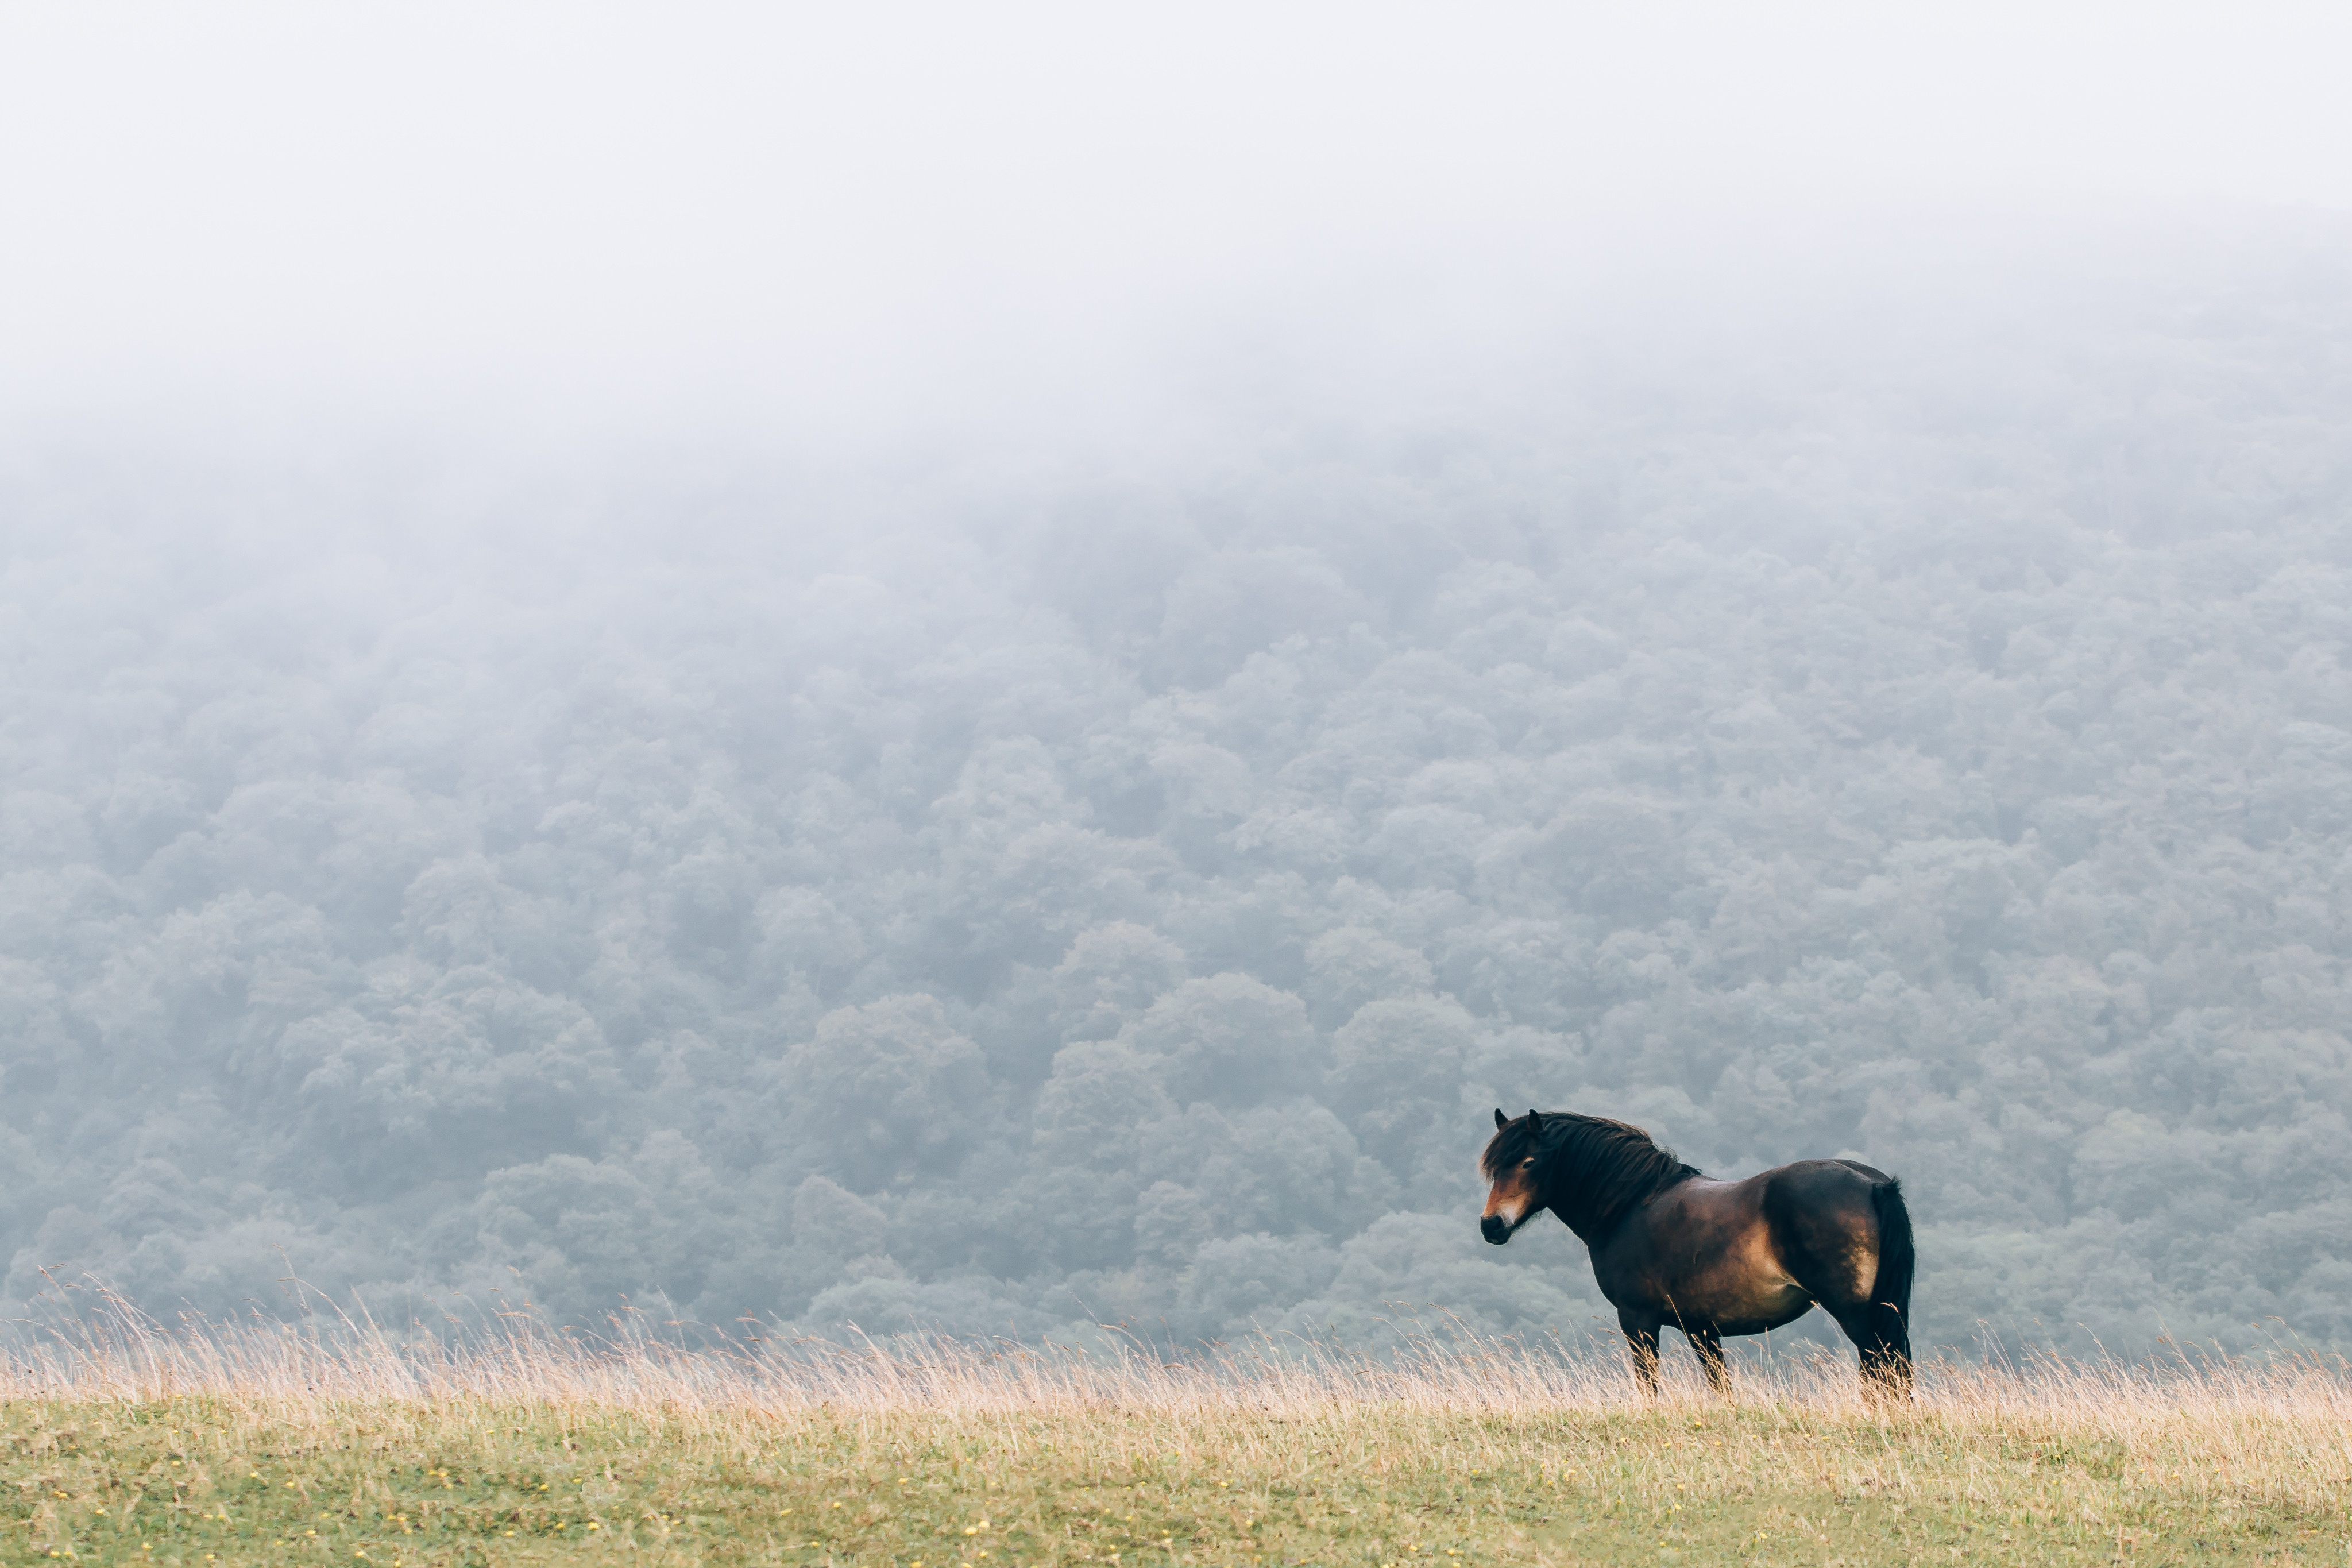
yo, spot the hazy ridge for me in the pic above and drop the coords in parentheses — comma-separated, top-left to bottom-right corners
(3, 220, 2351, 1358)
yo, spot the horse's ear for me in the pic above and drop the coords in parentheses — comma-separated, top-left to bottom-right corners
(1528, 1109, 1541, 1125)
(1494, 1107, 1508, 1129)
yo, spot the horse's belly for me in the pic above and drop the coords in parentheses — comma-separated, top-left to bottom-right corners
(1663, 1215, 1816, 1334)
(1708, 1288, 1816, 1337)
(1685, 1276, 1814, 1337)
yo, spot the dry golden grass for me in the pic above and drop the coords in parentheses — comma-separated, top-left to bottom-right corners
(3, 1294, 2348, 1564)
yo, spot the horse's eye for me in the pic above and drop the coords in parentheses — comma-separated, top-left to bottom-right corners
(1521, 1158, 1534, 1168)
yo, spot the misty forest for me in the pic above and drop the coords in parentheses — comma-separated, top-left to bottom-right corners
(3, 219, 2351, 1362)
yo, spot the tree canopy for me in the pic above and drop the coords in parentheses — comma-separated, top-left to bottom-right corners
(3, 220, 2350, 1358)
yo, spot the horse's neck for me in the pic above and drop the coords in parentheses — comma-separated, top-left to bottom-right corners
(1547, 1153, 1625, 1242)
(1548, 1148, 1683, 1242)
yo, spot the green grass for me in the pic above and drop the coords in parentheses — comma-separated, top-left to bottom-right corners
(3, 1393, 2343, 1566)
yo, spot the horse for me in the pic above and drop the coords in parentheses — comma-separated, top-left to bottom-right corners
(1479, 1109, 1914, 1397)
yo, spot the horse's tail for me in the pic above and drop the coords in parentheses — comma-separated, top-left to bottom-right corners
(1866, 1179, 1915, 1395)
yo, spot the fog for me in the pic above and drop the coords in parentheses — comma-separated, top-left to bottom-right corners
(10, 2, 2351, 435)
(3, 4, 2352, 1357)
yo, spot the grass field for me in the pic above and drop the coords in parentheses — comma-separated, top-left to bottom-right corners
(3, 1304, 2348, 1565)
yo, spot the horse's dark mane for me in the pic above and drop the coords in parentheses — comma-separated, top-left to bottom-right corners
(1481, 1111, 1701, 1242)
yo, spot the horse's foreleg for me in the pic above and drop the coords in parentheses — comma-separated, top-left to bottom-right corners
(1689, 1327, 1730, 1395)
(1617, 1311, 1662, 1396)
(1625, 1328, 1662, 1395)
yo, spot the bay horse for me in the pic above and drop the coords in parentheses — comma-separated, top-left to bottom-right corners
(1480, 1109, 1914, 1396)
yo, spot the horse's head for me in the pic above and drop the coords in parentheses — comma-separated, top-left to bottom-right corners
(1480, 1107, 1548, 1244)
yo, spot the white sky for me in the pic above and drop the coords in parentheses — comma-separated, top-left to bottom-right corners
(3, 2, 2348, 446)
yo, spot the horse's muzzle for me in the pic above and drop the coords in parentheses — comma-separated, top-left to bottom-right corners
(1480, 1214, 1511, 1245)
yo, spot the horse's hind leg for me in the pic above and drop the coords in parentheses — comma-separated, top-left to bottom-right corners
(1617, 1310, 1662, 1396)
(1688, 1327, 1731, 1395)
(1765, 1165, 1914, 1400)
(1829, 1307, 1912, 1399)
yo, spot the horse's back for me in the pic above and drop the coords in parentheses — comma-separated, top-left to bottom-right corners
(1768, 1157, 1888, 1200)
